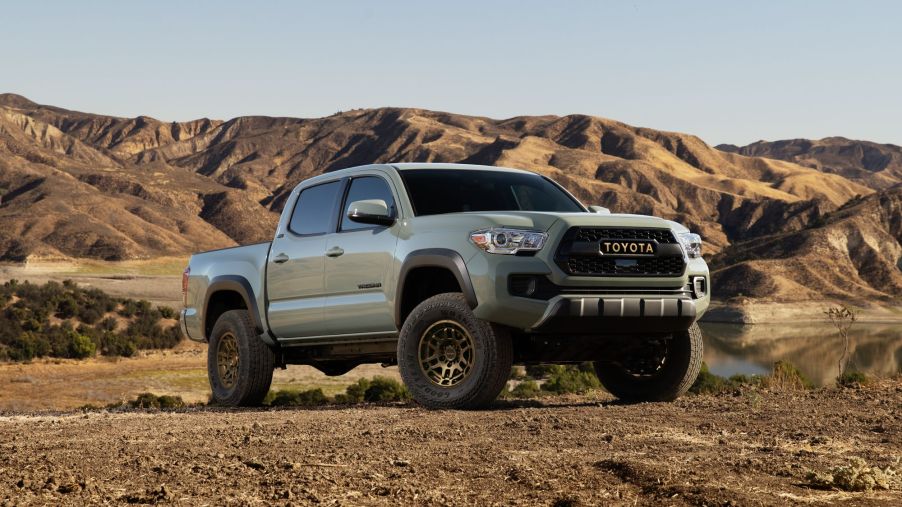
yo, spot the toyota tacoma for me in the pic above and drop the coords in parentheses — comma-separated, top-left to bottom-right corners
(180, 163, 709, 409)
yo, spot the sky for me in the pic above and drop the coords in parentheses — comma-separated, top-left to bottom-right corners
(2, 1, 900, 146)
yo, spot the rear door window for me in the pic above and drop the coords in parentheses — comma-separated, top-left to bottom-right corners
(288, 181, 342, 235)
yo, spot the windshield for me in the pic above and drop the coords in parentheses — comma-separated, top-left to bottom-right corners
(399, 169, 585, 216)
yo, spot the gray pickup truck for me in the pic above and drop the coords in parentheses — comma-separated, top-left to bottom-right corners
(181, 163, 709, 409)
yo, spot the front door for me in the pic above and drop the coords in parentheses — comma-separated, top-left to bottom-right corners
(323, 175, 400, 335)
(266, 180, 342, 339)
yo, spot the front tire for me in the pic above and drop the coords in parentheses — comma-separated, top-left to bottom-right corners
(398, 293, 512, 410)
(594, 323, 703, 402)
(208, 310, 275, 406)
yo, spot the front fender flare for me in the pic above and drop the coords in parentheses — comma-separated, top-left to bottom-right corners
(395, 248, 478, 327)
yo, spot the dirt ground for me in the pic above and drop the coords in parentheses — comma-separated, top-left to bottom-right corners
(0, 382, 899, 506)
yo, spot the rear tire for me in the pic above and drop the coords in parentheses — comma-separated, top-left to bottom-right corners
(208, 309, 275, 406)
(594, 323, 703, 402)
(398, 293, 512, 410)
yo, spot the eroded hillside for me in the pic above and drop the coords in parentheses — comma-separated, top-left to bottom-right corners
(2, 93, 899, 302)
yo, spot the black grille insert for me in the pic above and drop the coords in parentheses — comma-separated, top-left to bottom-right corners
(556, 227, 685, 277)
(575, 228, 677, 243)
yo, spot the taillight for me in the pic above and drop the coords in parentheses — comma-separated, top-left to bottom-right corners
(182, 266, 190, 307)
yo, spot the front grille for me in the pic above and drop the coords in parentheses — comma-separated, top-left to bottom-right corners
(556, 227, 685, 277)
(566, 256, 686, 276)
(575, 228, 677, 243)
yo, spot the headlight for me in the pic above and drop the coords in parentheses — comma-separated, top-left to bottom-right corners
(677, 232, 702, 258)
(470, 228, 548, 255)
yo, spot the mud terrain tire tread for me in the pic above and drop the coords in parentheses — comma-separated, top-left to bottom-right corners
(594, 323, 703, 402)
(208, 309, 275, 407)
(398, 293, 512, 410)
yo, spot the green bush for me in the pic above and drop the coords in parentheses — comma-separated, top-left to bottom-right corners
(55, 296, 78, 319)
(8, 332, 51, 361)
(509, 380, 542, 398)
(525, 364, 557, 379)
(77, 307, 103, 325)
(689, 363, 761, 395)
(340, 378, 371, 403)
(0, 280, 182, 362)
(541, 364, 601, 394)
(129, 392, 186, 409)
(362, 376, 409, 402)
(267, 388, 329, 407)
(837, 371, 869, 387)
(158, 306, 177, 319)
(69, 332, 96, 359)
(135, 300, 153, 316)
(98, 317, 118, 332)
(118, 299, 139, 317)
(99, 331, 137, 357)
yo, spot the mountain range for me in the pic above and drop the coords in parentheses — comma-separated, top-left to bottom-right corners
(1, 93, 900, 304)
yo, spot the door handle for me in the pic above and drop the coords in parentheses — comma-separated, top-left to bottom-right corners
(272, 253, 289, 264)
(325, 246, 345, 258)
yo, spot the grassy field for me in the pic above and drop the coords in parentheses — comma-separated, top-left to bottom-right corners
(0, 339, 400, 411)
(0, 260, 186, 309)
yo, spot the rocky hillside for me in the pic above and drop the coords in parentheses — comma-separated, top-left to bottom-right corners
(0, 95, 276, 260)
(712, 188, 902, 301)
(718, 137, 902, 190)
(2, 93, 899, 302)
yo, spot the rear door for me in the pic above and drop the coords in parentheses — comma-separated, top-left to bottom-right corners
(322, 174, 400, 335)
(266, 180, 343, 339)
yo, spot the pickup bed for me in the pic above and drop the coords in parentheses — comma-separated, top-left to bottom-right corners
(181, 163, 710, 409)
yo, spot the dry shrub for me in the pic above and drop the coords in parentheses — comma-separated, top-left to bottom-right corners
(806, 457, 898, 492)
(761, 360, 812, 391)
(129, 393, 186, 410)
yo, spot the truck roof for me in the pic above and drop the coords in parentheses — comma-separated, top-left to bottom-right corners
(296, 163, 540, 189)
(390, 163, 534, 174)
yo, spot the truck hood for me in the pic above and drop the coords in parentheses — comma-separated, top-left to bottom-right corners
(456, 211, 678, 232)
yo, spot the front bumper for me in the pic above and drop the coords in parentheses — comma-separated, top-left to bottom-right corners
(529, 295, 696, 334)
(467, 253, 710, 334)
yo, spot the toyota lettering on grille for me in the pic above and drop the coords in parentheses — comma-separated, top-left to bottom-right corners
(599, 240, 656, 256)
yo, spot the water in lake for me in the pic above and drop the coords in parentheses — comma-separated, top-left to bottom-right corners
(698, 322, 902, 386)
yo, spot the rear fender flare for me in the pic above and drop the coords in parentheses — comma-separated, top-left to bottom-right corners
(204, 275, 267, 340)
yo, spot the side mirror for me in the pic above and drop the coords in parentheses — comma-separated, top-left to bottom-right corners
(347, 199, 395, 226)
(589, 205, 611, 214)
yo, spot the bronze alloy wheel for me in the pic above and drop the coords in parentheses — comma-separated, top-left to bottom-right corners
(216, 331, 240, 389)
(418, 320, 475, 387)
